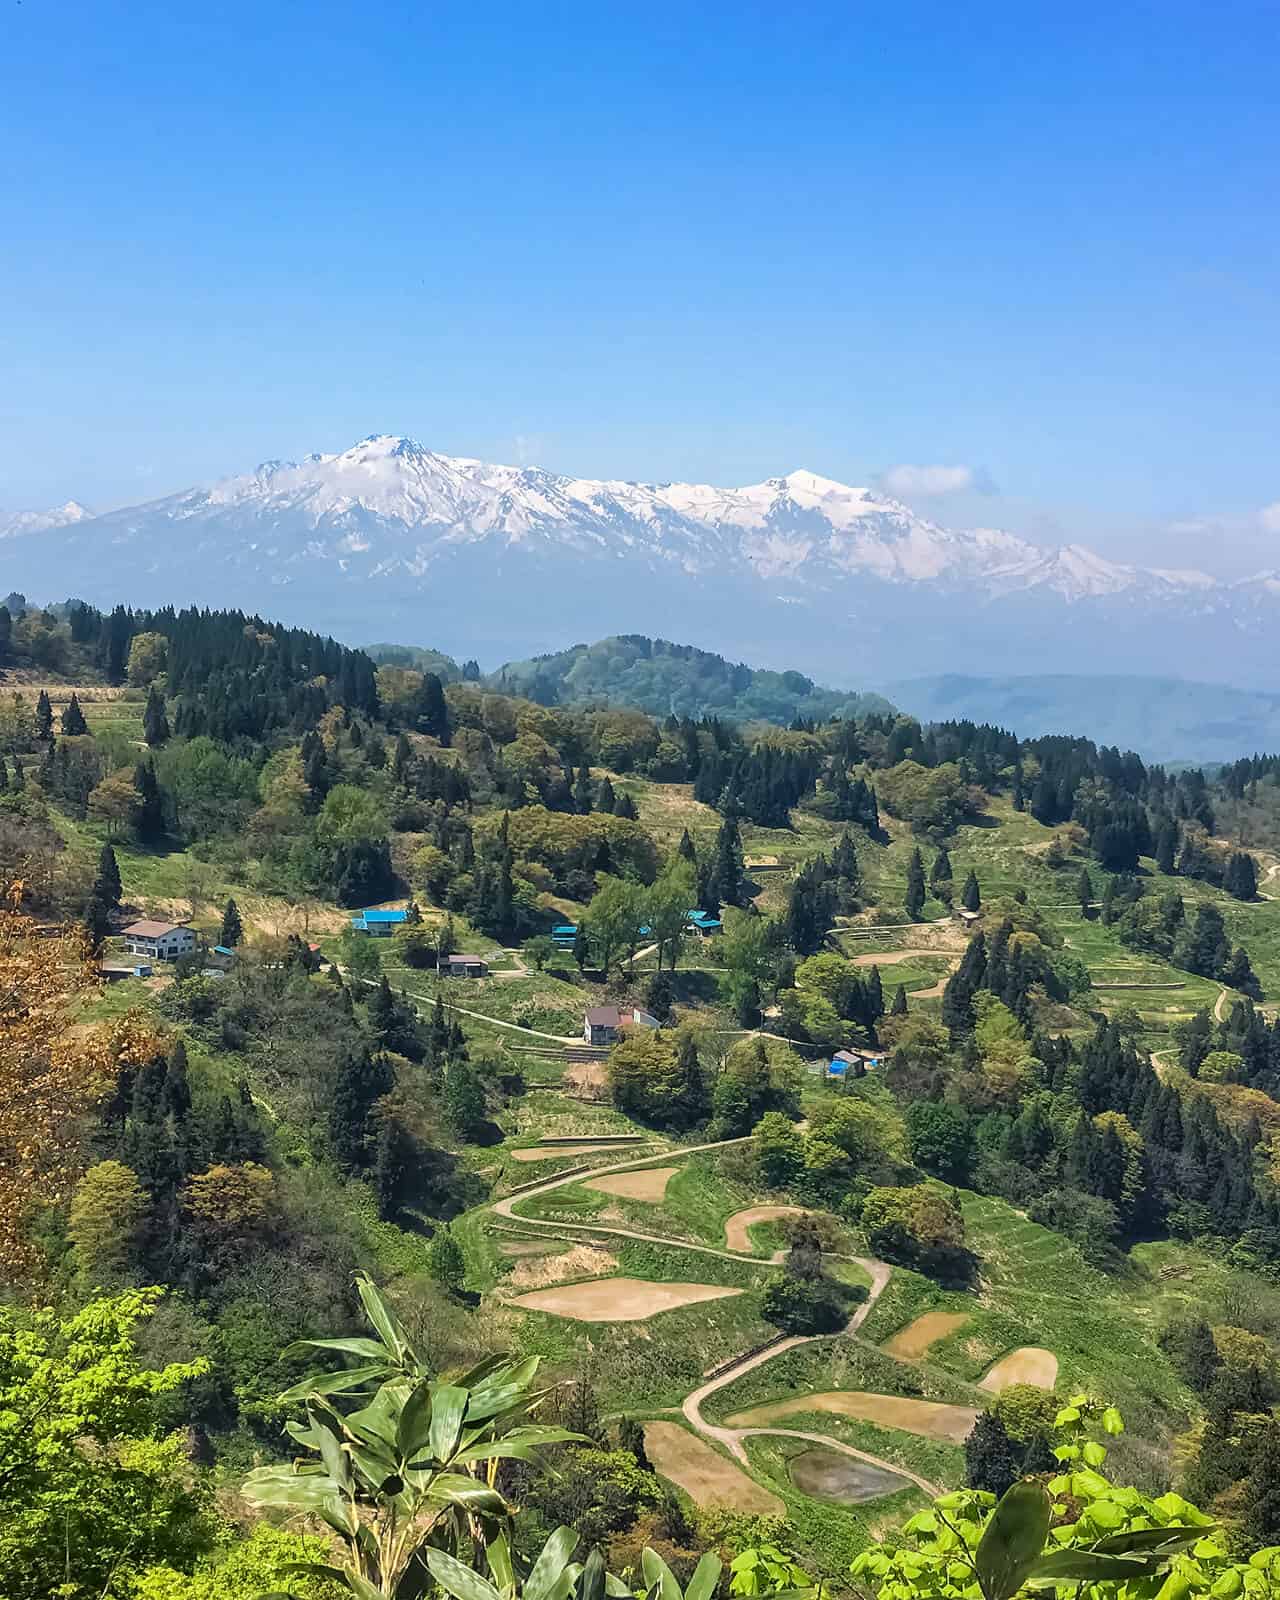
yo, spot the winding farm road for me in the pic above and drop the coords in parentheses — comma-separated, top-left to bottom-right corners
(486, 1140, 943, 1498)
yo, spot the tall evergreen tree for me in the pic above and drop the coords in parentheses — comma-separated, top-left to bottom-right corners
(443, 1056, 486, 1141)
(1242, 1421, 1280, 1547)
(891, 983, 908, 1016)
(613, 790, 639, 820)
(133, 758, 165, 842)
(961, 869, 981, 912)
(597, 776, 616, 813)
(1077, 867, 1094, 916)
(143, 685, 170, 746)
(712, 816, 746, 907)
(93, 843, 122, 908)
(219, 897, 243, 947)
(572, 764, 594, 815)
(676, 827, 697, 866)
(35, 689, 53, 740)
(904, 848, 926, 921)
(1224, 852, 1259, 902)
(329, 1047, 394, 1168)
(414, 672, 451, 745)
(60, 694, 88, 736)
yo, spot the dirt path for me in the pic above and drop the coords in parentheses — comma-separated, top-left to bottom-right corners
(355, 974, 580, 1044)
(483, 1140, 933, 1498)
(1214, 985, 1231, 1022)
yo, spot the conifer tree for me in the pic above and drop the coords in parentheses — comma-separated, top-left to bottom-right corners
(414, 672, 451, 745)
(904, 848, 926, 921)
(93, 843, 122, 908)
(597, 775, 616, 813)
(572, 763, 593, 814)
(329, 1047, 393, 1168)
(867, 964, 884, 1020)
(929, 848, 952, 894)
(133, 758, 165, 842)
(0, 756, 7, 794)
(1224, 852, 1259, 902)
(143, 685, 170, 746)
(60, 694, 88, 736)
(1242, 1420, 1280, 1547)
(712, 816, 746, 907)
(891, 983, 908, 1016)
(1077, 866, 1094, 916)
(614, 790, 638, 820)
(35, 689, 53, 740)
(443, 1056, 486, 1141)
(677, 827, 697, 865)
(219, 898, 243, 947)
(1155, 816, 1179, 875)
(961, 869, 981, 912)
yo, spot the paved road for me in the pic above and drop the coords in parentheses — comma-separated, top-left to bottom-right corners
(485, 1139, 940, 1498)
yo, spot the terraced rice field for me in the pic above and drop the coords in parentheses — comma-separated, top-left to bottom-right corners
(723, 1204, 807, 1252)
(979, 1348, 1059, 1392)
(510, 1142, 639, 1162)
(585, 1167, 678, 1202)
(727, 1391, 977, 1443)
(643, 1421, 783, 1515)
(508, 1276, 742, 1322)
(787, 1446, 910, 1505)
(882, 1311, 971, 1358)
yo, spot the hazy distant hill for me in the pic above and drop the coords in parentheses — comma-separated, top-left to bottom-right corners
(884, 673, 1280, 765)
(486, 636, 894, 723)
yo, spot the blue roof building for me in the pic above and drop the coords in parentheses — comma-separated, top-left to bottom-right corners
(351, 908, 409, 936)
(685, 909, 723, 935)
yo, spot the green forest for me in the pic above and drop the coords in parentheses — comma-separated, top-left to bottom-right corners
(7, 593, 1280, 1599)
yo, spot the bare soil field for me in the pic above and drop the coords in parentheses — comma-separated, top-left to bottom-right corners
(586, 1167, 678, 1202)
(788, 1445, 909, 1505)
(643, 1421, 783, 1515)
(979, 1347, 1059, 1392)
(882, 1311, 972, 1359)
(723, 1204, 807, 1252)
(509, 1142, 636, 1163)
(727, 1390, 977, 1443)
(508, 1277, 742, 1323)
(498, 1240, 563, 1258)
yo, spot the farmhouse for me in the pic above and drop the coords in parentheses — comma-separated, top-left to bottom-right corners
(350, 908, 408, 937)
(829, 1046, 888, 1076)
(439, 954, 489, 978)
(120, 920, 197, 962)
(685, 909, 722, 937)
(583, 1005, 660, 1046)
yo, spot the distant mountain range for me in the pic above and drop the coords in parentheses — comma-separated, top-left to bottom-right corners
(882, 673, 1280, 766)
(4, 433, 1280, 684)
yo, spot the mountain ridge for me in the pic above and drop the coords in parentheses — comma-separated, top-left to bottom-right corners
(5, 433, 1279, 684)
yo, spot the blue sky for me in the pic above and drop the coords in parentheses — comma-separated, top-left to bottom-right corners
(2, 1, 1278, 572)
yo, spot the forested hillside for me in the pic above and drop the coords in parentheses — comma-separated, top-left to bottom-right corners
(7, 592, 1280, 1598)
(477, 635, 894, 723)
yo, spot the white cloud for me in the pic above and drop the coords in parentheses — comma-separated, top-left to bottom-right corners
(1260, 501, 1280, 534)
(880, 463, 978, 497)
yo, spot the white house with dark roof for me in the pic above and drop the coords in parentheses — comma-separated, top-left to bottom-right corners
(121, 919, 197, 962)
(583, 1005, 659, 1046)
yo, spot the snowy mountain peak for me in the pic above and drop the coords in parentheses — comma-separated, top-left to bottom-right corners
(0, 497, 94, 540)
(5, 433, 1271, 687)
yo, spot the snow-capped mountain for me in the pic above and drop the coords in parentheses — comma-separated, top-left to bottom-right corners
(0, 499, 93, 540)
(3, 435, 1274, 684)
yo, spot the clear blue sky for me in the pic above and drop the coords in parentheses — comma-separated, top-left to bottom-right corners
(3, 1, 1278, 571)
